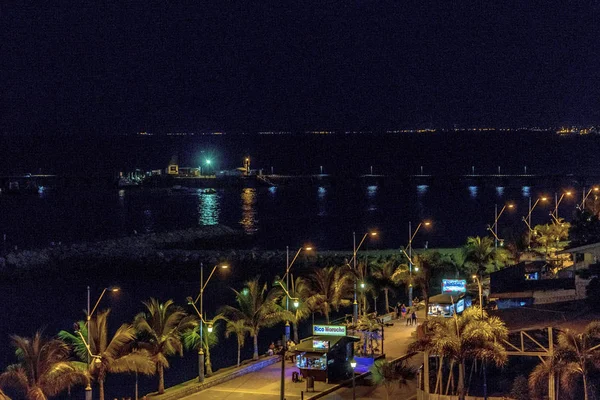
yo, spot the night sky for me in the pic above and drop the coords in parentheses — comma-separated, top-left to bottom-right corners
(2, 1, 599, 135)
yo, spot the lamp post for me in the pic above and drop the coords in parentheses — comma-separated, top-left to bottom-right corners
(407, 221, 430, 307)
(551, 191, 572, 222)
(580, 186, 599, 210)
(350, 358, 357, 400)
(86, 286, 119, 400)
(282, 246, 312, 341)
(351, 232, 377, 324)
(273, 281, 300, 400)
(523, 196, 548, 249)
(472, 275, 487, 400)
(189, 263, 228, 382)
(488, 203, 514, 269)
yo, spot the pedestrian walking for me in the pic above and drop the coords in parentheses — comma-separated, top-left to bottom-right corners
(411, 310, 417, 325)
(401, 303, 407, 319)
(406, 308, 411, 326)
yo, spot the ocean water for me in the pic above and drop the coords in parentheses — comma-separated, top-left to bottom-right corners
(1, 131, 599, 399)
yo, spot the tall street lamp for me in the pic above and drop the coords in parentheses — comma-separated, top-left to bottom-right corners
(351, 232, 377, 324)
(580, 186, 599, 210)
(189, 263, 229, 382)
(282, 245, 312, 341)
(488, 203, 514, 267)
(472, 275, 487, 399)
(350, 358, 357, 400)
(523, 196, 548, 249)
(552, 191, 572, 222)
(86, 286, 120, 400)
(273, 281, 300, 400)
(407, 221, 430, 306)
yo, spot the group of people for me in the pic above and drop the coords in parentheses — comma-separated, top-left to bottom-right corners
(267, 339, 296, 356)
(396, 302, 418, 326)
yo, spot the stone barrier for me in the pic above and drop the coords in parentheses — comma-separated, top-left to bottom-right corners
(148, 355, 281, 400)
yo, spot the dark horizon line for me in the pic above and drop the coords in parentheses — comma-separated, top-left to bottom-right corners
(2, 125, 598, 137)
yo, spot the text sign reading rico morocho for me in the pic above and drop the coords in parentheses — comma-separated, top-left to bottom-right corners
(313, 325, 347, 336)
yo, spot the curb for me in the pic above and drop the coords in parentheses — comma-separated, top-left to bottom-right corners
(147, 355, 281, 400)
(306, 352, 417, 400)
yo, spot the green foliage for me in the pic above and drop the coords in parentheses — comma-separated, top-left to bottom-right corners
(134, 298, 196, 394)
(529, 321, 600, 400)
(307, 266, 353, 324)
(510, 375, 530, 400)
(569, 209, 600, 247)
(409, 307, 508, 399)
(0, 332, 88, 400)
(463, 236, 496, 275)
(221, 278, 292, 360)
(370, 359, 417, 400)
(59, 310, 155, 400)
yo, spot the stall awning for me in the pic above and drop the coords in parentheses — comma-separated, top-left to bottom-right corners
(429, 293, 467, 305)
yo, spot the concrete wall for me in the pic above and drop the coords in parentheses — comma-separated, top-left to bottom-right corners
(149, 356, 281, 400)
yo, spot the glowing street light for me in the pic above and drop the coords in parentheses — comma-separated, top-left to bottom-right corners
(282, 245, 313, 341)
(579, 186, 599, 210)
(188, 263, 229, 383)
(552, 190, 572, 222)
(488, 203, 514, 251)
(351, 231, 378, 324)
(523, 196, 548, 248)
(407, 221, 431, 306)
(85, 286, 119, 400)
(350, 358, 357, 400)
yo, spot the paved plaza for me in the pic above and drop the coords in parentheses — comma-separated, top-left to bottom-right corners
(179, 310, 424, 400)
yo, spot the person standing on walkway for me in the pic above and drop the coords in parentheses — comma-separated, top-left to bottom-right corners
(411, 310, 417, 325)
(406, 308, 411, 326)
(401, 304, 407, 319)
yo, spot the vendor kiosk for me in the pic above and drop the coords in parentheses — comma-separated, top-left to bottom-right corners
(294, 324, 359, 383)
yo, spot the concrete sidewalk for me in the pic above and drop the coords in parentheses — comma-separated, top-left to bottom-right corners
(179, 310, 423, 400)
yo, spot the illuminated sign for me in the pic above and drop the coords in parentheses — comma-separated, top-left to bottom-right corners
(312, 325, 347, 336)
(456, 299, 465, 313)
(312, 340, 330, 349)
(442, 279, 467, 294)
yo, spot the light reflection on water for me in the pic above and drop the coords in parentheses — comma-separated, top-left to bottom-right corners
(366, 185, 378, 211)
(318, 186, 327, 216)
(240, 188, 258, 233)
(197, 190, 220, 226)
(468, 186, 478, 198)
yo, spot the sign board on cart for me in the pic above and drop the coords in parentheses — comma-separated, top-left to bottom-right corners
(442, 279, 466, 294)
(312, 324, 347, 336)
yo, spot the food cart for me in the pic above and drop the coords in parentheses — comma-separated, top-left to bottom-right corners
(293, 324, 359, 383)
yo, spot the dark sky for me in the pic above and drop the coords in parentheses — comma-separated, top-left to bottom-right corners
(2, 1, 599, 135)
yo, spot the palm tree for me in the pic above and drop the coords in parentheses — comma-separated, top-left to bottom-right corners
(133, 298, 196, 394)
(182, 314, 224, 376)
(409, 307, 508, 400)
(371, 257, 398, 314)
(224, 319, 251, 367)
(531, 321, 600, 400)
(309, 266, 353, 324)
(370, 359, 417, 400)
(392, 252, 450, 318)
(0, 331, 88, 400)
(463, 236, 496, 275)
(58, 310, 155, 400)
(287, 274, 316, 344)
(221, 278, 292, 360)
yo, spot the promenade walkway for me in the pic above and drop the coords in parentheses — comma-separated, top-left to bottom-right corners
(174, 309, 424, 400)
